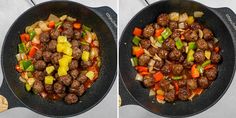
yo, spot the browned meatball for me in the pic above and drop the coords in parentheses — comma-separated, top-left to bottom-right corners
(70, 69, 79, 79)
(143, 75, 155, 87)
(187, 79, 197, 90)
(64, 93, 78, 104)
(169, 21, 178, 30)
(69, 80, 80, 93)
(157, 13, 169, 26)
(62, 21, 73, 29)
(32, 80, 44, 94)
(158, 49, 168, 59)
(80, 45, 90, 52)
(71, 39, 79, 47)
(42, 51, 52, 62)
(34, 50, 42, 60)
(184, 30, 198, 42)
(138, 54, 150, 66)
(148, 47, 158, 56)
(162, 38, 175, 51)
(51, 52, 62, 64)
(39, 32, 50, 43)
(69, 60, 78, 70)
(169, 49, 181, 61)
(154, 60, 164, 69)
(34, 60, 46, 71)
(160, 79, 173, 92)
(194, 50, 205, 63)
(203, 28, 213, 40)
(33, 71, 45, 81)
(211, 52, 221, 63)
(44, 84, 53, 93)
(196, 39, 208, 50)
(204, 67, 217, 80)
(173, 64, 183, 75)
(72, 47, 82, 60)
(73, 30, 82, 40)
(183, 59, 194, 69)
(178, 87, 190, 100)
(171, 30, 181, 39)
(161, 63, 171, 75)
(140, 39, 151, 49)
(54, 82, 65, 94)
(58, 74, 72, 86)
(50, 29, 60, 40)
(198, 76, 209, 88)
(78, 85, 85, 96)
(77, 73, 88, 84)
(164, 89, 175, 102)
(48, 40, 57, 52)
(62, 28, 74, 39)
(143, 24, 155, 38)
(190, 22, 202, 30)
(177, 79, 187, 87)
(81, 60, 92, 68)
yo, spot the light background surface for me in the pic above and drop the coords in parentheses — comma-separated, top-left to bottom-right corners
(119, 0, 236, 118)
(0, 0, 117, 118)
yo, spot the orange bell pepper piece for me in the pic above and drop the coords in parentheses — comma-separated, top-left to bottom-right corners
(191, 64, 200, 78)
(73, 23, 81, 29)
(132, 46, 144, 57)
(154, 28, 164, 37)
(48, 21, 55, 28)
(153, 71, 164, 82)
(133, 27, 142, 36)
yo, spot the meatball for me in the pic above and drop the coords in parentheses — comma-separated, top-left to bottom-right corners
(140, 39, 151, 49)
(198, 76, 209, 88)
(39, 32, 50, 43)
(143, 24, 155, 38)
(50, 29, 60, 40)
(138, 54, 150, 66)
(71, 39, 79, 47)
(58, 74, 72, 86)
(69, 80, 80, 93)
(187, 79, 197, 90)
(33, 71, 45, 81)
(184, 30, 198, 42)
(190, 22, 202, 30)
(64, 94, 78, 104)
(80, 45, 90, 52)
(32, 80, 44, 94)
(194, 50, 205, 63)
(211, 52, 221, 63)
(178, 87, 190, 100)
(34, 50, 42, 60)
(54, 82, 65, 94)
(169, 49, 181, 61)
(203, 28, 213, 40)
(72, 47, 82, 60)
(159, 79, 174, 92)
(78, 85, 85, 96)
(69, 60, 79, 70)
(48, 40, 57, 52)
(154, 60, 164, 69)
(196, 39, 208, 50)
(77, 73, 88, 84)
(204, 67, 217, 80)
(42, 51, 52, 62)
(44, 84, 53, 93)
(158, 49, 168, 59)
(51, 52, 62, 64)
(162, 38, 175, 51)
(164, 89, 175, 102)
(157, 13, 169, 26)
(70, 69, 79, 79)
(148, 47, 158, 56)
(73, 30, 82, 40)
(172, 64, 183, 75)
(62, 21, 73, 29)
(81, 60, 92, 68)
(161, 63, 171, 75)
(143, 75, 155, 87)
(177, 79, 187, 87)
(171, 30, 181, 39)
(169, 21, 178, 30)
(62, 28, 74, 39)
(34, 60, 46, 71)
(183, 59, 194, 69)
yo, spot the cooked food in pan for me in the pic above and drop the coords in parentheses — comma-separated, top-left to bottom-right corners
(130, 12, 221, 103)
(15, 14, 101, 104)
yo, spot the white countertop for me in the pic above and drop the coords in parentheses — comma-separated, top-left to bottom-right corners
(119, 0, 236, 118)
(0, 0, 117, 118)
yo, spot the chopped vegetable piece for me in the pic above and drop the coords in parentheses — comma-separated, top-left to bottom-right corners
(172, 76, 183, 80)
(155, 28, 165, 37)
(18, 43, 26, 53)
(187, 16, 194, 25)
(194, 11, 204, 18)
(130, 57, 138, 66)
(27, 78, 35, 86)
(73, 23, 81, 29)
(29, 31, 36, 40)
(44, 76, 54, 85)
(28, 46, 37, 58)
(82, 51, 90, 62)
(48, 21, 55, 28)
(82, 25, 91, 32)
(202, 60, 211, 67)
(20, 33, 30, 43)
(193, 88, 203, 95)
(153, 71, 164, 82)
(20, 60, 32, 70)
(59, 58, 69, 67)
(57, 43, 65, 52)
(161, 27, 172, 39)
(132, 36, 141, 45)
(135, 66, 148, 72)
(214, 47, 220, 53)
(156, 95, 165, 101)
(175, 38, 183, 49)
(86, 71, 95, 80)
(46, 66, 55, 74)
(133, 27, 142, 36)
(132, 46, 144, 57)
(156, 36, 164, 43)
(205, 51, 211, 60)
(55, 22, 62, 28)
(57, 36, 67, 43)
(26, 65, 34, 72)
(188, 42, 196, 50)
(15, 64, 22, 72)
(140, 71, 150, 76)
(174, 82, 179, 92)
(187, 49, 195, 62)
(135, 73, 144, 81)
(204, 64, 214, 70)
(25, 83, 31, 91)
(58, 67, 67, 76)
(81, 41, 89, 45)
(63, 47, 72, 56)
(197, 65, 204, 74)
(191, 64, 200, 78)
(156, 89, 164, 96)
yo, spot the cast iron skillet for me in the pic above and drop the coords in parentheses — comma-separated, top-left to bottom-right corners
(119, 0, 236, 117)
(0, 0, 117, 117)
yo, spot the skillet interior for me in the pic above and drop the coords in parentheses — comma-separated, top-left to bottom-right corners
(119, 0, 235, 117)
(2, 1, 117, 117)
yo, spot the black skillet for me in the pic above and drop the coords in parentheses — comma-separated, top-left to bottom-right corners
(0, 0, 117, 117)
(119, 0, 236, 117)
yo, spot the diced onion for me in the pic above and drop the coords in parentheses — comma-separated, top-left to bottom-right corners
(92, 40, 99, 47)
(66, 16, 76, 22)
(153, 54, 162, 61)
(135, 74, 143, 81)
(60, 15, 67, 21)
(38, 21, 51, 32)
(213, 37, 219, 43)
(178, 22, 185, 29)
(144, 49, 152, 57)
(90, 47, 99, 60)
(149, 89, 156, 96)
(198, 29, 203, 39)
(34, 28, 42, 36)
(179, 13, 188, 22)
(47, 14, 60, 22)
(194, 11, 204, 18)
(32, 35, 40, 44)
(85, 31, 93, 43)
(19, 76, 26, 83)
(16, 54, 21, 61)
(148, 59, 155, 67)
(169, 12, 179, 21)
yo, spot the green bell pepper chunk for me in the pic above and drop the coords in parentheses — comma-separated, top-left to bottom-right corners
(132, 36, 141, 45)
(130, 57, 138, 66)
(81, 41, 89, 45)
(175, 38, 183, 49)
(55, 22, 62, 28)
(86, 71, 95, 80)
(172, 76, 183, 80)
(82, 25, 91, 32)
(156, 35, 164, 43)
(197, 65, 204, 74)
(161, 27, 172, 39)
(26, 65, 34, 72)
(27, 72, 33, 78)
(81, 31, 86, 38)
(18, 43, 26, 53)
(188, 42, 196, 50)
(20, 60, 32, 70)
(29, 31, 36, 40)
(187, 49, 195, 62)
(25, 83, 31, 92)
(202, 60, 211, 67)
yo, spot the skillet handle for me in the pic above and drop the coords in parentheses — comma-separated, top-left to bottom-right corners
(0, 79, 24, 111)
(91, 6, 117, 41)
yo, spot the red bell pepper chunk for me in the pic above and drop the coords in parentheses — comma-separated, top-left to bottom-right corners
(191, 64, 200, 78)
(135, 66, 148, 72)
(214, 47, 220, 53)
(73, 23, 81, 29)
(133, 27, 142, 36)
(20, 33, 30, 43)
(48, 21, 55, 28)
(154, 28, 164, 37)
(140, 71, 149, 76)
(132, 46, 144, 57)
(153, 71, 164, 82)
(28, 46, 38, 58)
(204, 64, 214, 70)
